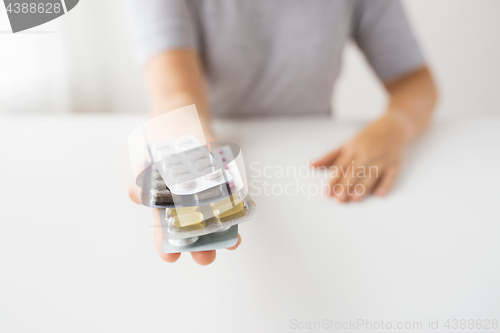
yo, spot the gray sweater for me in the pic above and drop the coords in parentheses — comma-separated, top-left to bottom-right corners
(129, 0, 424, 116)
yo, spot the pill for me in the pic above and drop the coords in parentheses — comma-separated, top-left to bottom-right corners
(187, 150, 205, 163)
(172, 221, 206, 230)
(202, 166, 214, 174)
(180, 142, 198, 151)
(213, 200, 244, 218)
(169, 164, 188, 178)
(194, 185, 226, 201)
(153, 171, 163, 180)
(194, 158, 212, 172)
(169, 236, 199, 246)
(164, 155, 182, 167)
(154, 180, 167, 190)
(155, 148, 175, 161)
(210, 193, 239, 208)
(176, 137, 192, 146)
(171, 212, 205, 227)
(203, 167, 223, 180)
(166, 206, 197, 215)
(212, 151, 223, 160)
(217, 210, 246, 222)
(153, 190, 172, 202)
(176, 173, 197, 188)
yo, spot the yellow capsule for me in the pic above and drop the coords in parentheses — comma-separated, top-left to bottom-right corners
(218, 210, 246, 223)
(171, 212, 204, 227)
(167, 206, 197, 216)
(209, 193, 239, 208)
(213, 200, 244, 218)
(172, 220, 206, 230)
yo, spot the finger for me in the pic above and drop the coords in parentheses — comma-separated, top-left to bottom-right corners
(328, 154, 354, 200)
(327, 174, 342, 196)
(346, 160, 382, 201)
(153, 209, 181, 263)
(374, 164, 400, 196)
(129, 176, 142, 204)
(343, 159, 373, 202)
(227, 234, 242, 251)
(191, 250, 216, 266)
(311, 148, 342, 167)
(332, 171, 353, 203)
(349, 168, 380, 201)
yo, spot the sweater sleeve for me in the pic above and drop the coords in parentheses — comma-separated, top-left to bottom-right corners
(127, 0, 199, 65)
(352, 0, 425, 82)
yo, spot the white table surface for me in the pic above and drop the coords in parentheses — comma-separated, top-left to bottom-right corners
(0, 115, 499, 333)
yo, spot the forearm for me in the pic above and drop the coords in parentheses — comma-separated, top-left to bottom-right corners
(383, 65, 438, 142)
(144, 49, 213, 137)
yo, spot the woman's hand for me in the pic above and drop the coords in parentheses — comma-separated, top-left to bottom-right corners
(312, 113, 410, 202)
(128, 129, 240, 265)
(128, 176, 242, 265)
(312, 65, 438, 202)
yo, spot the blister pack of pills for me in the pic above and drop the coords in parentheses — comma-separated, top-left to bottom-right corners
(150, 136, 241, 195)
(140, 164, 239, 208)
(160, 212, 240, 254)
(137, 135, 258, 252)
(165, 192, 257, 240)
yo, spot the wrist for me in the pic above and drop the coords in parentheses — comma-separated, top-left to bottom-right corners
(383, 111, 416, 144)
(204, 129, 217, 144)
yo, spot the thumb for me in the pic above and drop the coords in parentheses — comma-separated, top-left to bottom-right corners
(128, 176, 142, 204)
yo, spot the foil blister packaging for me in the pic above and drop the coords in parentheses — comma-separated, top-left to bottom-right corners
(164, 193, 258, 240)
(160, 210, 239, 254)
(140, 165, 239, 208)
(138, 136, 258, 250)
(149, 135, 242, 196)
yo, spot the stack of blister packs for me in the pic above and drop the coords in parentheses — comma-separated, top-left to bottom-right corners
(139, 135, 257, 253)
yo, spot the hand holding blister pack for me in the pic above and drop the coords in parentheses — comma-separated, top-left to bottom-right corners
(128, 105, 258, 255)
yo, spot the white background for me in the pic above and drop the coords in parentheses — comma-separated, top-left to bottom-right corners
(0, 0, 499, 118)
(1, 2, 499, 332)
(1, 116, 499, 333)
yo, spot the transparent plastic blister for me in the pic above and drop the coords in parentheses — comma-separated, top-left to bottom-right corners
(140, 166, 240, 208)
(138, 141, 257, 248)
(140, 138, 245, 209)
(165, 192, 257, 240)
(130, 108, 257, 250)
(159, 209, 240, 254)
(149, 135, 242, 196)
